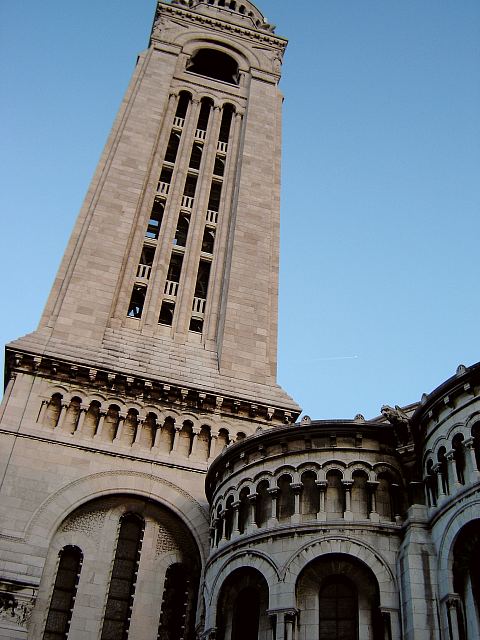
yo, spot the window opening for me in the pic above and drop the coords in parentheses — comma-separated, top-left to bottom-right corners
(189, 317, 203, 333)
(189, 143, 203, 170)
(158, 167, 173, 195)
(157, 564, 197, 640)
(127, 284, 147, 319)
(182, 175, 197, 209)
(194, 260, 211, 299)
(197, 100, 212, 131)
(174, 214, 190, 247)
(219, 104, 234, 143)
(218, 0, 225, 7)
(201, 228, 215, 254)
(188, 50, 239, 85)
(146, 198, 164, 239)
(137, 245, 155, 279)
(213, 155, 225, 177)
(101, 514, 145, 640)
(164, 131, 181, 164)
(452, 434, 466, 484)
(239, 5, 246, 14)
(207, 182, 222, 212)
(230, 1, 236, 9)
(43, 546, 83, 640)
(175, 92, 191, 120)
(167, 253, 184, 283)
(159, 301, 175, 326)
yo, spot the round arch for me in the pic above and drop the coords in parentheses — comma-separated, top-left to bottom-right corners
(24, 470, 210, 565)
(282, 536, 398, 609)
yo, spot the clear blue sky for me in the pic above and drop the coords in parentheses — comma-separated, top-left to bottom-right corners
(1, 1, 479, 419)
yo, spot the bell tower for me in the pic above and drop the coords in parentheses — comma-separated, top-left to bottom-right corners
(0, 2, 299, 637)
(8, 0, 297, 417)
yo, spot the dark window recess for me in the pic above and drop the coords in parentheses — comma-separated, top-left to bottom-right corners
(213, 155, 225, 177)
(184, 175, 198, 198)
(140, 245, 155, 267)
(44, 546, 83, 640)
(167, 254, 184, 282)
(100, 514, 144, 640)
(159, 301, 175, 326)
(189, 143, 203, 170)
(164, 132, 181, 164)
(157, 564, 194, 640)
(201, 228, 215, 254)
(159, 166, 173, 185)
(187, 49, 239, 85)
(175, 92, 191, 119)
(174, 215, 190, 247)
(127, 285, 147, 318)
(189, 318, 204, 333)
(319, 577, 357, 640)
(207, 182, 222, 211)
(197, 99, 213, 132)
(219, 104, 234, 142)
(194, 261, 211, 299)
(146, 198, 164, 239)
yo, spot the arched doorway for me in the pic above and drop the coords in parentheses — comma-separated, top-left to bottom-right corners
(451, 519, 480, 639)
(296, 554, 384, 640)
(216, 567, 269, 640)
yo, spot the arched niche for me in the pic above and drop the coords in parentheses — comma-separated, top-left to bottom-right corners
(216, 566, 269, 640)
(296, 554, 385, 640)
(187, 48, 240, 84)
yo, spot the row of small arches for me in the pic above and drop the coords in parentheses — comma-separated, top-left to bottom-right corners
(424, 425, 480, 506)
(211, 469, 404, 545)
(201, 0, 262, 23)
(40, 394, 247, 460)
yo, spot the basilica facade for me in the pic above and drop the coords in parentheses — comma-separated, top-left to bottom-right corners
(0, 1, 479, 639)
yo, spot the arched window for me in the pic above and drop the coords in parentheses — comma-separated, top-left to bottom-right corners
(425, 459, 437, 507)
(44, 393, 62, 429)
(319, 576, 357, 640)
(175, 91, 191, 120)
(452, 433, 466, 484)
(44, 546, 83, 639)
(101, 513, 145, 640)
(158, 563, 198, 640)
(255, 480, 271, 527)
(301, 471, 319, 519)
(277, 474, 294, 522)
(437, 446, 449, 494)
(238, 487, 250, 533)
(187, 49, 239, 85)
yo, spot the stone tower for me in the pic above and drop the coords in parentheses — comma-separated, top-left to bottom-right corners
(0, 1, 299, 638)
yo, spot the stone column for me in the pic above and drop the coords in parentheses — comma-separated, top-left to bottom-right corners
(133, 417, 145, 445)
(446, 450, 462, 491)
(189, 427, 201, 458)
(316, 481, 327, 521)
(291, 483, 302, 524)
(268, 488, 279, 526)
(284, 610, 298, 640)
(445, 595, 462, 640)
(232, 500, 241, 535)
(209, 432, 218, 460)
(463, 437, 480, 483)
(113, 412, 127, 443)
(93, 411, 106, 440)
(433, 463, 446, 501)
(367, 481, 380, 522)
(219, 510, 227, 544)
(55, 401, 69, 429)
(342, 481, 353, 520)
(73, 406, 87, 435)
(37, 399, 48, 425)
(247, 494, 258, 532)
(171, 425, 182, 453)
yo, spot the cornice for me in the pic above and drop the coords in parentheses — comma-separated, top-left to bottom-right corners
(5, 348, 296, 427)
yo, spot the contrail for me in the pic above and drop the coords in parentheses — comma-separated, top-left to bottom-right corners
(315, 355, 359, 362)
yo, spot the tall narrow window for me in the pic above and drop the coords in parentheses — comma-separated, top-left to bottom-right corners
(319, 577, 357, 640)
(196, 99, 213, 134)
(164, 132, 181, 164)
(43, 546, 83, 640)
(101, 514, 145, 640)
(175, 92, 191, 120)
(157, 564, 197, 640)
(219, 104, 234, 143)
(146, 198, 164, 239)
(128, 285, 147, 319)
(207, 182, 222, 212)
(174, 214, 190, 247)
(189, 143, 203, 170)
(194, 260, 211, 299)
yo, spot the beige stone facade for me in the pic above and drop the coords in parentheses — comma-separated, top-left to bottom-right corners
(1, 1, 479, 639)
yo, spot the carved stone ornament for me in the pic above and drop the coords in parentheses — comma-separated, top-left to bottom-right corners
(0, 592, 35, 629)
(381, 404, 411, 445)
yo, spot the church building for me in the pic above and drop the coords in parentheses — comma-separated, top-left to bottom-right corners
(0, 1, 479, 639)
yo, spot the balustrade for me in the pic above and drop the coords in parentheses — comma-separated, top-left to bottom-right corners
(157, 181, 170, 195)
(164, 280, 179, 297)
(136, 264, 152, 280)
(173, 116, 185, 128)
(181, 195, 195, 209)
